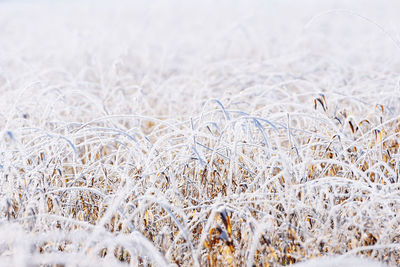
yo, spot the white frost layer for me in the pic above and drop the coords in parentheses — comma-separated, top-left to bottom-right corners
(1, 0, 400, 266)
(294, 256, 387, 267)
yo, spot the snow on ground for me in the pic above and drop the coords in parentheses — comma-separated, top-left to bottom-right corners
(0, 0, 400, 266)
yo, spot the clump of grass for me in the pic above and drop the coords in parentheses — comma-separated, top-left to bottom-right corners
(0, 0, 400, 266)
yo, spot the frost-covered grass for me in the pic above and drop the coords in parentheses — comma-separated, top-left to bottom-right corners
(292, 256, 388, 267)
(0, 0, 400, 266)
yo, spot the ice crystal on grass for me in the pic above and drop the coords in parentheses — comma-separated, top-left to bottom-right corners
(0, 0, 400, 266)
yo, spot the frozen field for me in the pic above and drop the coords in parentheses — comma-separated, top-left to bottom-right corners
(0, 0, 400, 266)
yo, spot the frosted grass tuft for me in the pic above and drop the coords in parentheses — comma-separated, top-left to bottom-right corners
(0, 0, 400, 266)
